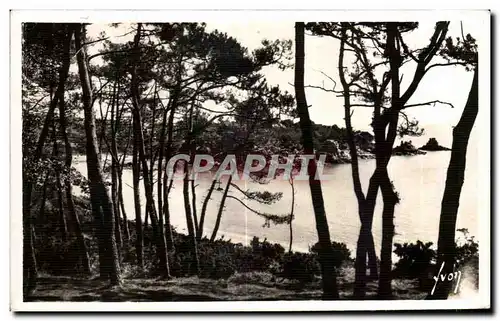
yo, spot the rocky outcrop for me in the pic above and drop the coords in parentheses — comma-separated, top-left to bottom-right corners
(392, 141, 426, 156)
(320, 139, 352, 164)
(319, 139, 376, 164)
(419, 138, 451, 151)
(353, 131, 375, 153)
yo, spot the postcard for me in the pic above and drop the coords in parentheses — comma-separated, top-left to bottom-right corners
(10, 9, 491, 312)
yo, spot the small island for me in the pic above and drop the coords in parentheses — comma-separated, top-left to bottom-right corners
(392, 141, 427, 156)
(419, 138, 451, 151)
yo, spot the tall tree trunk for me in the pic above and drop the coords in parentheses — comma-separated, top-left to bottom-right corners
(56, 174, 67, 243)
(116, 110, 131, 243)
(23, 23, 74, 297)
(191, 180, 199, 235)
(57, 42, 90, 273)
(210, 176, 232, 242)
(130, 23, 166, 272)
(183, 148, 200, 275)
(378, 23, 401, 298)
(294, 22, 339, 300)
(38, 173, 49, 225)
(428, 67, 478, 300)
(148, 82, 157, 186)
(118, 175, 130, 241)
(288, 178, 295, 253)
(162, 128, 175, 250)
(130, 23, 159, 234)
(144, 206, 149, 230)
(186, 102, 199, 236)
(367, 235, 379, 279)
(198, 179, 216, 242)
(75, 24, 120, 285)
(132, 124, 144, 268)
(110, 80, 123, 253)
(352, 169, 381, 296)
(90, 192, 107, 278)
(156, 88, 176, 271)
(337, 24, 379, 297)
(156, 186, 171, 278)
(154, 101, 171, 278)
(52, 119, 68, 241)
(163, 172, 174, 251)
(112, 153, 123, 254)
(22, 182, 38, 300)
(157, 98, 168, 247)
(378, 169, 398, 298)
(162, 85, 181, 251)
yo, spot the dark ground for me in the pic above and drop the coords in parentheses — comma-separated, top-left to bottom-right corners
(26, 267, 428, 302)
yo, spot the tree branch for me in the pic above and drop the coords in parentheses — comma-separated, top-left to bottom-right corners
(226, 195, 291, 224)
(400, 22, 450, 106)
(398, 32, 419, 63)
(425, 62, 469, 74)
(303, 84, 342, 94)
(403, 100, 455, 109)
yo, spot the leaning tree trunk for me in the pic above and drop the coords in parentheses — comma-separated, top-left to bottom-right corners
(162, 85, 181, 251)
(366, 232, 379, 279)
(75, 24, 121, 285)
(295, 22, 339, 300)
(57, 41, 90, 273)
(191, 179, 199, 236)
(148, 83, 157, 186)
(337, 24, 379, 298)
(23, 23, 74, 297)
(52, 119, 68, 242)
(130, 23, 167, 274)
(353, 194, 378, 297)
(197, 179, 217, 243)
(210, 175, 232, 242)
(428, 67, 478, 300)
(130, 26, 159, 238)
(117, 173, 130, 241)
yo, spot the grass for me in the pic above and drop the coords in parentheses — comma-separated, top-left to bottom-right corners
(26, 267, 427, 302)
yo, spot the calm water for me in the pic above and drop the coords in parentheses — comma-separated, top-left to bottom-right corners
(73, 150, 478, 254)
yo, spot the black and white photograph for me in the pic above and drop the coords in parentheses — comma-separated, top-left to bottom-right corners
(10, 9, 491, 311)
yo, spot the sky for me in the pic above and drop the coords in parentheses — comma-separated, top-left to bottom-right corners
(86, 19, 485, 148)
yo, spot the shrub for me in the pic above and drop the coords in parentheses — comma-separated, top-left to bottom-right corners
(393, 241, 435, 279)
(310, 241, 352, 268)
(32, 194, 356, 284)
(250, 237, 284, 257)
(279, 252, 321, 283)
(228, 271, 275, 285)
(393, 229, 479, 282)
(455, 228, 479, 267)
(35, 235, 91, 275)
